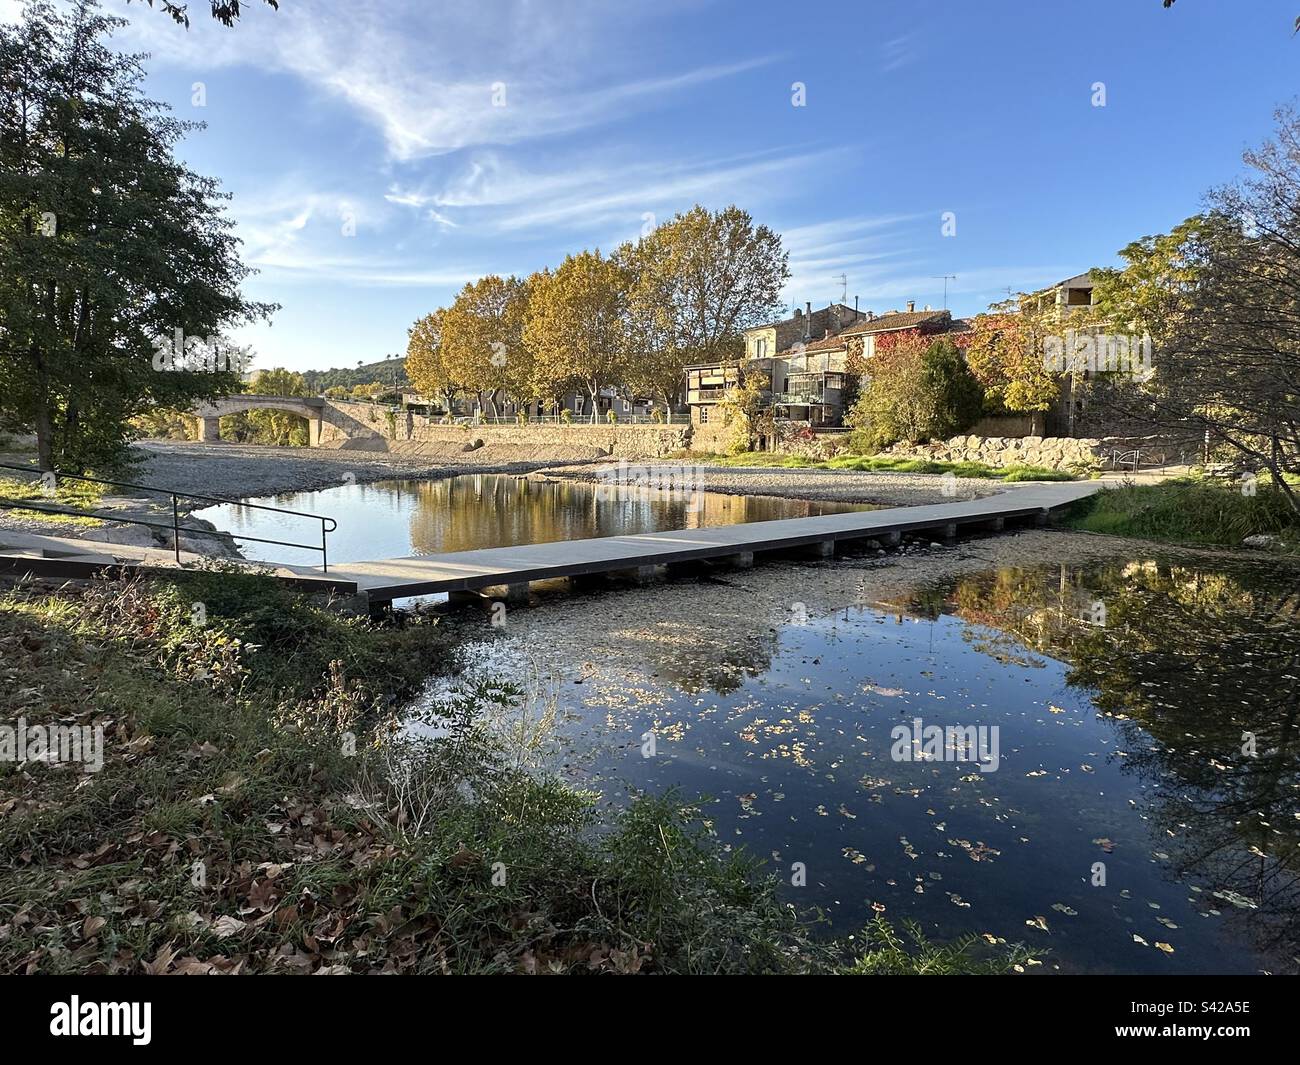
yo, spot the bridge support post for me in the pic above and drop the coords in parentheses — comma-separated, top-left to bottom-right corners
(943, 523, 958, 541)
(448, 589, 485, 609)
(196, 416, 221, 443)
(730, 551, 754, 569)
(801, 540, 834, 559)
(1035, 510, 1050, 527)
(884, 530, 902, 548)
(987, 516, 1005, 532)
(504, 582, 530, 603)
(614, 566, 657, 585)
(308, 417, 323, 447)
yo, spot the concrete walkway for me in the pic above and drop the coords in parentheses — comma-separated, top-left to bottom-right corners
(0, 479, 1102, 609)
(330, 480, 1102, 606)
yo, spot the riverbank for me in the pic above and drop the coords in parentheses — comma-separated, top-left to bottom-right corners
(0, 565, 1030, 975)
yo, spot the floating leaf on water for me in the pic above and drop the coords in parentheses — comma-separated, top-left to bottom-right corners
(1211, 889, 1258, 910)
(1155, 942, 1175, 954)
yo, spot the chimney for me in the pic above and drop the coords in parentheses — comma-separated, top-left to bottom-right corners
(906, 300, 916, 313)
(804, 301, 812, 339)
(854, 295, 859, 318)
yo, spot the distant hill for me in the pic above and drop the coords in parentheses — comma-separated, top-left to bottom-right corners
(301, 357, 409, 394)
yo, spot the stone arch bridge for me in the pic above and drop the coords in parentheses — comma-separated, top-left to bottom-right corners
(190, 395, 390, 448)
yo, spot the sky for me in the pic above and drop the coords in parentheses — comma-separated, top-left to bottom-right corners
(9, 0, 1300, 373)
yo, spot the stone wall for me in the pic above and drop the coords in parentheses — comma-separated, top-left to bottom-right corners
(882, 434, 1106, 471)
(316, 406, 692, 460)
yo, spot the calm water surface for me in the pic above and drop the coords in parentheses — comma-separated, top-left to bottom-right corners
(195, 473, 875, 565)
(440, 552, 1300, 975)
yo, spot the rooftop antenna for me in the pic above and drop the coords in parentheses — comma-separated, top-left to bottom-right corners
(833, 273, 848, 304)
(932, 274, 956, 310)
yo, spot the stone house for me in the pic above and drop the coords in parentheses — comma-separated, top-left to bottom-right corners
(687, 300, 962, 428)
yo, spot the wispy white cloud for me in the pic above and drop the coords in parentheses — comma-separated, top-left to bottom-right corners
(384, 147, 843, 241)
(879, 33, 919, 74)
(112, 0, 773, 160)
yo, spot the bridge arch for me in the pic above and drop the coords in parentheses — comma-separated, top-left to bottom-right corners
(191, 395, 328, 446)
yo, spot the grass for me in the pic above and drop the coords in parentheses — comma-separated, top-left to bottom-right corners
(0, 473, 106, 527)
(676, 450, 1078, 482)
(1065, 476, 1300, 549)
(0, 566, 1033, 975)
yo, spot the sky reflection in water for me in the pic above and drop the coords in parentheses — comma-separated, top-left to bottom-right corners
(450, 553, 1300, 975)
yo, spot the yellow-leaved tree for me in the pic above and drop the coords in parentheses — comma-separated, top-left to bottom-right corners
(405, 308, 457, 415)
(441, 275, 532, 419)
(522, 251, 630, 423)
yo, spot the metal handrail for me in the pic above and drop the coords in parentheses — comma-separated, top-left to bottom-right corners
(0, 462, 337, 571)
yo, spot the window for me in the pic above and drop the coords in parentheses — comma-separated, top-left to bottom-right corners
(699, 406, 709, 424)
(755, 338, 767, 358)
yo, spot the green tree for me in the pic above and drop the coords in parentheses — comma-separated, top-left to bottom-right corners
(847, 334, 981, 449)
(1089, 108, 1300, 514)
(0, 0, 273, 472)
(128, 0, 280, 28)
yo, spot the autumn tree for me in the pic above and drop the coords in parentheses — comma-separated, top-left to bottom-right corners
(522, 251, 629, 422)
(963, 306, 1062, 425)
(405, 308, 459, 413)
(620, 205, 789, 410)
(440, 275, 531, 419)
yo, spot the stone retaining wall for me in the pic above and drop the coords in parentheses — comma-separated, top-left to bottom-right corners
(316, 407, 691, 460)
(882, 434, 1105, 471)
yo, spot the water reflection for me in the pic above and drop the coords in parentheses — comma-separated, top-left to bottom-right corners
(908, 559, 1300, 968)
(445, 549, 1300, 974)
(196, 473, 874, 565)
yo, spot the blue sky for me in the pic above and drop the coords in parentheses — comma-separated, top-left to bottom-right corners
(15, 0, 1300, 372)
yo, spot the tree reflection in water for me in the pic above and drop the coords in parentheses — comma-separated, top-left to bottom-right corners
(889, 554, 1300, 966)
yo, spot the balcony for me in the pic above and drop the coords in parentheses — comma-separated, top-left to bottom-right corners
(776, 388, 827, 405)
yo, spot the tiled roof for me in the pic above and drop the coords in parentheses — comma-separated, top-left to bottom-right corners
(840, 309, 951, 336)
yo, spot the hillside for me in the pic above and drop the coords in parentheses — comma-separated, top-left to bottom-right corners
(301, 356, 409, 394)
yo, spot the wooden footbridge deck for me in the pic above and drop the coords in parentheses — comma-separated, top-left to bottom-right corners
(0, 481, 1101, 611)
(333, 480, 1101, 609)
